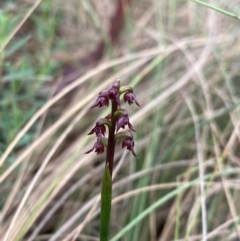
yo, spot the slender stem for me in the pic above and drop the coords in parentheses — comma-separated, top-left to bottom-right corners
(106, 100, 118, 176)
(189, 0, 240, 21)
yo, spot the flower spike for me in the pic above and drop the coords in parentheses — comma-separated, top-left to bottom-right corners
(85, 80, 140, 241)
(86, 80, 139, 159)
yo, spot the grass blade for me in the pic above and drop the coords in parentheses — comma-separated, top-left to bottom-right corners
(189, 0, 240, 20)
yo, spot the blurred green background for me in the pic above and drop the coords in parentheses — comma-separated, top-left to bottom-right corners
(1, 0, 240, 241)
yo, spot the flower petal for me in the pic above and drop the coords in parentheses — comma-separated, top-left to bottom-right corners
(85, 146, 95, 154)
(128, 122, 136, 132)
(122, 138, 137, 157)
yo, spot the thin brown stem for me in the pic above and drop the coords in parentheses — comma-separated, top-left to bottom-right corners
(106, 100, 118, 177)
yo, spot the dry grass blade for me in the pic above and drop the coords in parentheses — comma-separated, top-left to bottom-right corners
(181, 93, 207, 240)
(1, 1, 240, 241)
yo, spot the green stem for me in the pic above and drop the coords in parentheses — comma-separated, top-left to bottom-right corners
(189, 0, 240, 20)
(100, 165, 112, 241)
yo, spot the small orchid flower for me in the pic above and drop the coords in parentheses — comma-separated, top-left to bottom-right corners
(124, 92, 140, 106)
(99, 82, 120, 106)
(119, 85, 140, 107)
(85, 141, 105, 155)
(90, 95, 109, 108)
(115, 131, 136, 157)
(116, 115, 136, 132)
(114, 109, 136, 132)
(88, 125, 106, 137)
(87, 119, 112, 138)
(122, 138, 137, 157)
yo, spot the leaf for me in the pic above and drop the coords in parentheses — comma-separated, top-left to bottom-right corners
(100, 165, 112, 241)
(5, 35, 31, 57)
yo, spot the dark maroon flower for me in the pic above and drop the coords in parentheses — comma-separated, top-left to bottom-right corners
(87, 118, 112, 138)
(122, 138, 137, 157)
(99, 82, 120, 106)
(108, 87, 120, 104)
(116, 115, 136, 132)
(85, 141, 105, 155)
(115, 109, 136, 132)
(88, 125, 106, 137)
(124, 92, 140, 106)
(90, 96, 109, 109)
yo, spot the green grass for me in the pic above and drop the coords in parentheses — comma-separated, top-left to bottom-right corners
(0, 0, 63, 160)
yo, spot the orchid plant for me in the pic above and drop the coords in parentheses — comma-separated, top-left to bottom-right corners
(85, 80, 139, 241)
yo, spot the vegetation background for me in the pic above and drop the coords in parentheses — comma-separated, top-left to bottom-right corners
(1, 0, 240, 240)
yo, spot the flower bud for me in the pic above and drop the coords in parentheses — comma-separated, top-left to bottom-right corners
(112, 80, 120, 89)
(99, 82, 120, 106)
